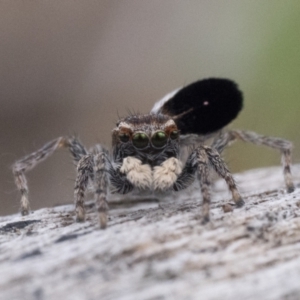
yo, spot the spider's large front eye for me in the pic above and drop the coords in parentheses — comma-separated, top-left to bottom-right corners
(119, 133, 130, 143)
(132, 133, 149, 149)
(151, 131, 167, 148)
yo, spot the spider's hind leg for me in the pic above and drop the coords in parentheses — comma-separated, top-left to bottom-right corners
(212, 130, 295, 193)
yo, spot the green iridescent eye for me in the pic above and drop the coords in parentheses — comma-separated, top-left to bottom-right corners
(151, 131, 167, 148)
(119, 133, 130, 143)
(132, 133, 149, 149)
(170, 130, 179, 140)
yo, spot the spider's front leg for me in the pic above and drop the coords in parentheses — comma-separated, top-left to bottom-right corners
(174, 146, 243, 223)
(93, 153, 109, 229)
(74, 154, 95, 223)
(74, 151, 111, 228)
(75, 150, 135, 228)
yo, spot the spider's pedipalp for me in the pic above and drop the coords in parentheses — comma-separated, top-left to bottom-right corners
(120, 156, 152, 189)
(153, 157, 182, 191)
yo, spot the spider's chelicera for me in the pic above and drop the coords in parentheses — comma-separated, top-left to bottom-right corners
(12, 78, 295, 228)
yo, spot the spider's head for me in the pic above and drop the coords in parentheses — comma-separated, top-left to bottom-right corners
(112, 114, 179, 162)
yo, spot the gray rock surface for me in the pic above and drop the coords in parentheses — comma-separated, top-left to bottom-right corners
(1, 165, 300, 300)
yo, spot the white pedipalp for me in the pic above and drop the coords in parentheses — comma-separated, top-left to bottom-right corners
(120, 157, 152, 189)
(153, 157, 182, 191)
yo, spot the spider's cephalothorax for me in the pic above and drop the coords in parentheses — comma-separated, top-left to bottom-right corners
(112, 114, 180, 166)
(109, 114, 182, 194)
(12, 78, 295, 229)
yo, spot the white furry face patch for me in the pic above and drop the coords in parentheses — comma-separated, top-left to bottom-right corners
(119, 156, 182, 191)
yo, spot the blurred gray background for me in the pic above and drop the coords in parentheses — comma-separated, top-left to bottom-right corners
(1, 0, 300, 216)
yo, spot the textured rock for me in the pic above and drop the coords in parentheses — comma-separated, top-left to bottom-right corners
(1, 165, 300, 300)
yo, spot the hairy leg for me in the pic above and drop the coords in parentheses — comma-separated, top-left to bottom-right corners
(12, 137, 88, 215)
(74, 154, 94, 222)
(75, 144, 135, 227)
(173, 145, 243, 222)
(212, 130, 295, 193)
(93, 153, 109, 229)
(197, 147, 211, 223)
(204, 146, 244, 207)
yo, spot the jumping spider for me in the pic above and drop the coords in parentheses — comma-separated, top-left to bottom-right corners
(12, 78, 295, 228)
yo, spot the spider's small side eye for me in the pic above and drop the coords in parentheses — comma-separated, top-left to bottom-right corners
(119, 133, 130, 143)
(151, 131, 167, 148)
(170, 130, 179, 140)
(132, 133, 149, 149)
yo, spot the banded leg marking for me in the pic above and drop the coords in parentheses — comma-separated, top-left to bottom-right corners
(93, 153, 109, 229)
(212, 130, 295, 193)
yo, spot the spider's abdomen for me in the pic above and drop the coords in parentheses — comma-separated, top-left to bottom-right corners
(152, 78, 243, 135)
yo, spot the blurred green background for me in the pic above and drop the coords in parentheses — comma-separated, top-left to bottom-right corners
(1, 1, 299, 215)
